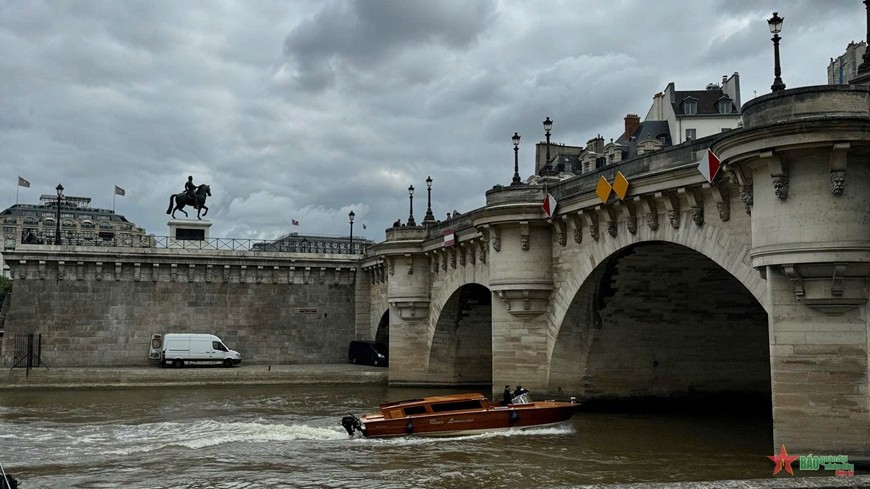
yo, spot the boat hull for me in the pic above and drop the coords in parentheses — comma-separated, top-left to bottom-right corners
(357, 401, 577, 438)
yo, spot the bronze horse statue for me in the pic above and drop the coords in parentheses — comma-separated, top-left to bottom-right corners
(167, 184, 211, 219)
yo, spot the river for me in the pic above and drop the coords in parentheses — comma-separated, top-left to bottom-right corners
(0, 384, 775, 488)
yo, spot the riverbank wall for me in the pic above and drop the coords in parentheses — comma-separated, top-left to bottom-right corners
(0, 363, 388, 390)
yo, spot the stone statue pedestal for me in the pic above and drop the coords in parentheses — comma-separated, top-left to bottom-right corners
(168, 219, 211, 246)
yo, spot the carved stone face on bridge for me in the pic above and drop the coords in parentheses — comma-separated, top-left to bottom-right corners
(772, 175, 789, 200)
(830, 171, 845, 196)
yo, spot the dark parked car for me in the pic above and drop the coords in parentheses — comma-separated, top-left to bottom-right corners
(348, 340, 388, 367)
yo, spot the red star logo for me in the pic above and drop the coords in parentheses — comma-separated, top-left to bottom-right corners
(768, 444, 799, 476)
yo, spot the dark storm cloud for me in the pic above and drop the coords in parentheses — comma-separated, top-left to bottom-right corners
(282, 0, 497, 91)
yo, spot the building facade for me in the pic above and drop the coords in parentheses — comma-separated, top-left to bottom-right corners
(0, 195, 148, 276)
(828, 41, 867, 84)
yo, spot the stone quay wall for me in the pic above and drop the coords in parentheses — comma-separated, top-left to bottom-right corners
(0, 245, 360, 368)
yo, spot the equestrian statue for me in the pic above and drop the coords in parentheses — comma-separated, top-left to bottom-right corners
(167, 176, 211, 219)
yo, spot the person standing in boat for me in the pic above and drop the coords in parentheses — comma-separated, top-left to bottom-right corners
(503, 385, 512, 405)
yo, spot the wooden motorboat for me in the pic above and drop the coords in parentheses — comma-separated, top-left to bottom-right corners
(341, 391, 578, 438)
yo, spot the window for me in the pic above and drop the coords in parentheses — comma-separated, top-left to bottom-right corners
(213, 341, 228, 352)
(718, 100, 732, 113)
(23, 217, 38, 225)
(683, 100, 697, 115)
(404, 406, 427, 415)
(81, 220, 95, 229)
(100, 222, 113, 229)
(431, 400, 482, 412)
(685, 128, 697, 140)
(43, 218, 56, 227)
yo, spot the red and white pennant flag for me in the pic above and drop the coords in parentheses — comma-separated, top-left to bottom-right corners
(443, 228, 455, 247)
(542, 193, 557, 218)
(697, 148, 721, 183)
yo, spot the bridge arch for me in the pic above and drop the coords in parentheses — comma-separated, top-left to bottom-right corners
(427, 282, 493, 384)
(547, 225, 770, 400)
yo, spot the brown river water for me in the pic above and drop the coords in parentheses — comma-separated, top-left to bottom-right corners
(0, 384, 777, 488)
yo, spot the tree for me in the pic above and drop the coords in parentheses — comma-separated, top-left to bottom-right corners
(0, 276, 12, 307)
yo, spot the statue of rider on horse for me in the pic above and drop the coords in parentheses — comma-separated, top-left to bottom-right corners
(167, 175, 211, 220)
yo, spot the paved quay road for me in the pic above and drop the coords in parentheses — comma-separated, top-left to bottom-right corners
(1, 363, 389, 390)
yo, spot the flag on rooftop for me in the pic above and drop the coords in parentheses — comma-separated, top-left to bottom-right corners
(291, 219, 300, 226)
(18, 176, 30, 188)
(362, 223, 367, 230)
(114, 185, 125, 196)
(542, 193, 557, 218)
(697, 148, 721, 183)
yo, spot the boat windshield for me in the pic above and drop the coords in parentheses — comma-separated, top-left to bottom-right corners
(511, 392, 532, 404)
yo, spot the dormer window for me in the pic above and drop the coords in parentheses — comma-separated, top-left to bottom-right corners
(717, 98, 732, 114)
(683, 99, 698, 115)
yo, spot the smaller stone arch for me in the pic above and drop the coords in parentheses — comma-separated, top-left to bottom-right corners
(427, 282, 493, 385)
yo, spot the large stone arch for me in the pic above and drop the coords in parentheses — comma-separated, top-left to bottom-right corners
(547, 233, 770, 400)
(547, 216, 765, 366)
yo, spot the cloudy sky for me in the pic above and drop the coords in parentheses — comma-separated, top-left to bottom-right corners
(1, 0, 865, 241)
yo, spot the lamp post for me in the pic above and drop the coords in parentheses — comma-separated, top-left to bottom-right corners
(54, 183, 64, 245)
(407, 185, 416, 226)
(768, 12, 786, 92)
(540, 117, 556, 176)
(348, 210, 355, 253)
(858, 1, 870, 73)
(511, 132, 522, 185)
(423, 176, 436, 224)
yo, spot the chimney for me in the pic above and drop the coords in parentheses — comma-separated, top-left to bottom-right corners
(623, 114, 641, 139)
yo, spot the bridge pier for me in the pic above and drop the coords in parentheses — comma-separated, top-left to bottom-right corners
(491, 305, 551, 395)
(717, 85, 870, 462)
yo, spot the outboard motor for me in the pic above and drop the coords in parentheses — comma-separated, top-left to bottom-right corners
(341, 414, 362, 436)
(0, 473, 18, 489)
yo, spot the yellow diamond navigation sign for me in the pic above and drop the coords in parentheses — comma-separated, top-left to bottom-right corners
(595, 176, 612, 203)
(612, 171, 629, 200)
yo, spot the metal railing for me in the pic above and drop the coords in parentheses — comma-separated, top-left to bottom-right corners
(18, 230, 371, 255)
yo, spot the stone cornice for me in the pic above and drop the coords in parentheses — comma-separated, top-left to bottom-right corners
(5, 246, 359, 285)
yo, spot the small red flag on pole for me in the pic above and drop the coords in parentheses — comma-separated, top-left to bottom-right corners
(697, 149, 721, 183)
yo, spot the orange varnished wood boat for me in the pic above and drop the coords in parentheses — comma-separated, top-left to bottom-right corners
(341, 391, 579, 438)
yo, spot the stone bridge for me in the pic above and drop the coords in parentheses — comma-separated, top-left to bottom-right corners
(360, 86, 869, 461)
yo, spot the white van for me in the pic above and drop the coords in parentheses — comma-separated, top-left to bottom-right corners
(149, 333, 241, 368)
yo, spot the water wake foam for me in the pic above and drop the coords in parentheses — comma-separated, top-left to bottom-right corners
(108, 419, 347, 455)
(350, 422, 576, 446)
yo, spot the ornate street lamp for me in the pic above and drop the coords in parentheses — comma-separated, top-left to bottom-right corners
(407, 185, 416, 226)
(539, 117, 556, 176)
(54, 183, 64, 245)
(768, 12, 786, 92)
(348, 210, 355, 253)
(511, 132, 522, 185)
(858, 1, 870, 74)
(423, 176, 436, 224)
